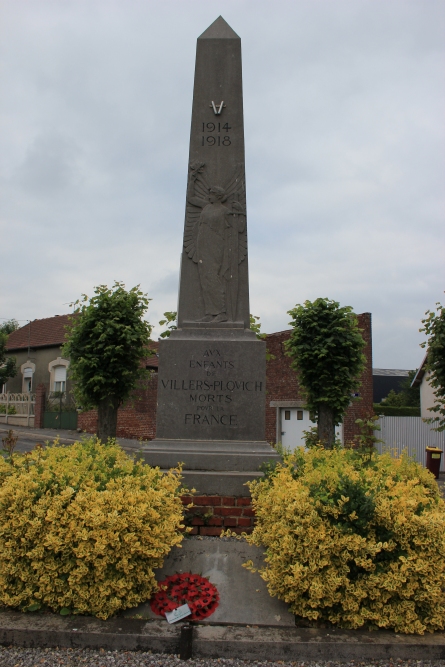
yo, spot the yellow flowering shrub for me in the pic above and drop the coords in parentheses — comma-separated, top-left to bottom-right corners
(244, 447, 445, 634)
(0, 438, 186, 619)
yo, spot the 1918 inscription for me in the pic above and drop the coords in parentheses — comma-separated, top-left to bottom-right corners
(201, 121, 231, 146)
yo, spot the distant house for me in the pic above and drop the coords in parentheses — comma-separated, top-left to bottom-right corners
(5, 315, 159, 397)
(5, 315, 73, 396)
(3, 314, 159, 434)
(373, 368, 411, 403)
(411, 352, 437, 420)
(265, 313, 374, 448)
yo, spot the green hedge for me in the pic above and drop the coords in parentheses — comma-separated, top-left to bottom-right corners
(242, 447, 445, 634)
(0, 438, 186, 619)
(373, 404, 420, 417)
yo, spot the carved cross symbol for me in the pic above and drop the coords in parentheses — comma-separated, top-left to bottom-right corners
(210, 101, 226, 115)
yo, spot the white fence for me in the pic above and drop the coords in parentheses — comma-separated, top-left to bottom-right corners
(0, 393, 35, 427)
(375, 416, 445, 472)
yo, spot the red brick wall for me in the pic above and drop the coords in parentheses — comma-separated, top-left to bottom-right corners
(181, 495, 254, 535)
(78, 373, 158, 441)
(34, 383, 46, 429)
(77, 316, 373, 446)
(343, 312, 374, 444)
(264, 312, 373, 446)
(265, 330, 304, 443)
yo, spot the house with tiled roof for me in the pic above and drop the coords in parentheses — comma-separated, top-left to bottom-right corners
(5, 314, 159, 396)
(264, 313, 373, 448)
(5, 315, 74, 395)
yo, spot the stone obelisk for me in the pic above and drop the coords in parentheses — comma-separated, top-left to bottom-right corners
(177, 16, 249, 328)
(141, 17, 279, 494)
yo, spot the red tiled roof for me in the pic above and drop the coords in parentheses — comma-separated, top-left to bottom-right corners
(266, 329, 292, 337)
(6, 315, 73, 351)
(145, 341, 159, 368)
(7, 316, 160, 364)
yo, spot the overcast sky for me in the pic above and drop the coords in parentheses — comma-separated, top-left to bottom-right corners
(1, 0, 444, 368)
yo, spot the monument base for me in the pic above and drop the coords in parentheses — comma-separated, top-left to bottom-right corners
(144, 328, 280, 495)
(139, 438, 279, 471)
(139, 438, 280, 496)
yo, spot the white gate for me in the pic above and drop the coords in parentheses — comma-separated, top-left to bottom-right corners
(375, 416, 445, 472)
(0, 393, 35, 427)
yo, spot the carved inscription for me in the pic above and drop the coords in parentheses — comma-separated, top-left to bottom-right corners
(201, 122, 231, 146)
(185, 414, 237, 426)
(189, 348, 235, 373)
(160, 348, 263, 428)
(161, 379, 263, 391)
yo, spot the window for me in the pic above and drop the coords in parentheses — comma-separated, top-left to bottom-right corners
(23, 366, 34, 393)
(53, 366, 66, 392)
(284, 410, 291, 420)
(297, 410, 303, 420)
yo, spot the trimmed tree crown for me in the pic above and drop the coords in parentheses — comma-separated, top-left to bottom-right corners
(285, 298, 366, 425)
(63, 282, 152, 410)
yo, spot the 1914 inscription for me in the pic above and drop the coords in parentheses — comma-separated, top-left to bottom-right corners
(201, 122, 231, 146)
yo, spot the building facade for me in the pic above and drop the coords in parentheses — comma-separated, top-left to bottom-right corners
(265, 313, 373, 448)
(5, 312, 373, 446)
(412, 352, 438, 420)
(5, 315, 73, 396)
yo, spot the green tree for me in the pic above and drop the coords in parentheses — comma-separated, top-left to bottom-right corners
(286, 298, 366, 448)
(158, 311, 177, 339)
(0, 320, 19, 390)
(420, 298, 445, 431)
(249, 314, 275, 361)
(63, 282, 153, 441)
(380, 370, 420, 408)
(0, 320, 20, 335)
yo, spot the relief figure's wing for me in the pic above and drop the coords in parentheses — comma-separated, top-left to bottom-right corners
(194, 176, 210, 200)
(224, 164, 247, 264)
(224, 163, 245, 200)
(238, 228, 247, 264)
(184, 164, 208, 263)
(184, 208, 201, 263)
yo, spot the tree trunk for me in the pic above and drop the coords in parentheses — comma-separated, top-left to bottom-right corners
(97, 397, 119, 442)
(318, 404, 335, 449)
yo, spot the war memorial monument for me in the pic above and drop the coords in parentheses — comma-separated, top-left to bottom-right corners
(141, 17, 280, 494)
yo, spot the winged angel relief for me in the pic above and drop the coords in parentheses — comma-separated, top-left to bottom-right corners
(184, 161, 247, 323)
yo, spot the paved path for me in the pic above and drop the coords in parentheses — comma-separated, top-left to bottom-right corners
(2, 426, 444, 492)
(0, 425, 142, 455)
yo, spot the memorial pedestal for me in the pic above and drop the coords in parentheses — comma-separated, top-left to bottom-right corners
(139, 329, 280, 495)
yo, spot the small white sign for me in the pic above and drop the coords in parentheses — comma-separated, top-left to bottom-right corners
(165, 603, 192, 624)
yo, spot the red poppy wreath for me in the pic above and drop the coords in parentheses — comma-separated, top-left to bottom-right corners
(150, 573, 219, 621)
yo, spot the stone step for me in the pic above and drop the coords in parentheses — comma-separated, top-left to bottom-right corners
(139, 439, 281, 473)
(174, 469, 263, 496)
(124, 538, 295, 626)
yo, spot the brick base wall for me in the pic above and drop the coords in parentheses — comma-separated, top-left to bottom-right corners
(34, 383, 46, 429)
(181, 495, 254, 535)
(343, 312, 374, 444)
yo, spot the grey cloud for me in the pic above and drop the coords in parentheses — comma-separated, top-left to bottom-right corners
(16, 132, 80, 194)
(1, 0, 444, 368)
